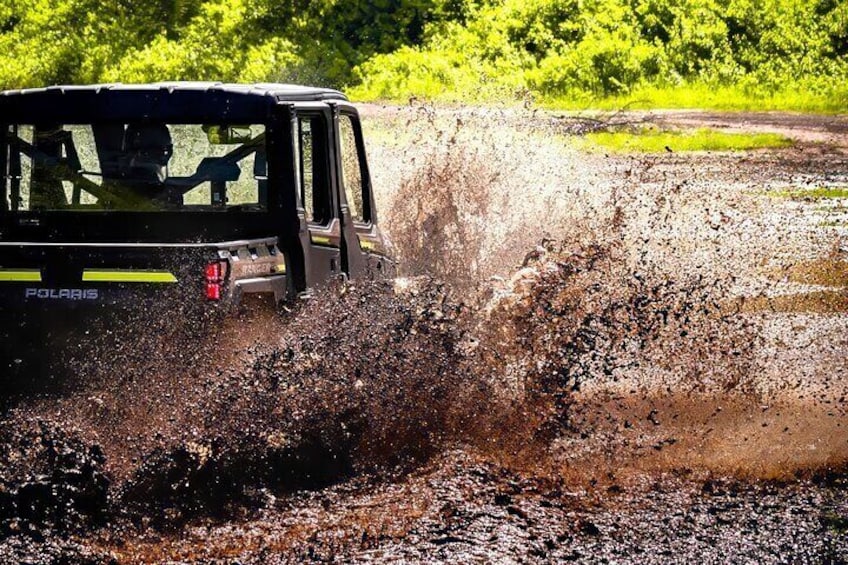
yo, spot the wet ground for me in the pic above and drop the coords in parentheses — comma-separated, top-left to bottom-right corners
(89, 451, 847, 564)
(1, 107, 847, 563)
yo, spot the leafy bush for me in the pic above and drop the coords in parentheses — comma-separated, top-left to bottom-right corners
(356, 0, 848, 109)
(0, 0, 845, 110)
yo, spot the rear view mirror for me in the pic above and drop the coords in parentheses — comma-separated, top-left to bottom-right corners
(203, 125, 252, 144)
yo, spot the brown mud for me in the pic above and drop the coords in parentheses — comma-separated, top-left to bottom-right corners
(1, 107, 847, 563)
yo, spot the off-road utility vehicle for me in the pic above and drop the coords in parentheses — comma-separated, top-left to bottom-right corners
(0, 82, 394, 391)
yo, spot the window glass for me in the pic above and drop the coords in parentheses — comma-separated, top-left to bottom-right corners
(338, 114, 367, 223)
(3, 123, 266, 212)
(297, 115, 331, 225)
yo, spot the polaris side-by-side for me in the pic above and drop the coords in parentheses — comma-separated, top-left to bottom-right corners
(0, 82, 394, 390)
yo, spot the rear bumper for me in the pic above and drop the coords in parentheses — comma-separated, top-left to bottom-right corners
(232, 274, 288, 303)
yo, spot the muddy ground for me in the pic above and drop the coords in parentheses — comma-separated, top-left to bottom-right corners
(1, 107, 846, 564)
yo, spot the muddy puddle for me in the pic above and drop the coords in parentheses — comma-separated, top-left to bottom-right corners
(1, 107, 846, 563)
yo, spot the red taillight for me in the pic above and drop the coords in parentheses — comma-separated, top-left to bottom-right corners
(206, 282, 221, 300)
(205, 262, 222, 281)
(205, 261, 225, 300)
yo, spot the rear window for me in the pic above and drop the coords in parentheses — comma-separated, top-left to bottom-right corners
(2, 123, 267, 212)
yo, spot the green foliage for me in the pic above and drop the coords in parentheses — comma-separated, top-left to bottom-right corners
(0, 0, 209, 87)
(353, 0, 848, 110)
(101, 0, 300, 83)
(0, 0, 454, 89)
(0, 0, 846, 111)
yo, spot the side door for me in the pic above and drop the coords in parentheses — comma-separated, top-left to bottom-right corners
(294, 108, 344, 287)
(333, 104, 392, 280)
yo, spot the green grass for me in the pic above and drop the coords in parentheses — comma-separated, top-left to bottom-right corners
(768, 187, 848, 200)
(573, 127, 793, 153)
(538, 83, 848, 114)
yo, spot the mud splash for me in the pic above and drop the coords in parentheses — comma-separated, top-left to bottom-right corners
(3, 236, 839, 553)
(1, 106, 847, 563)
(2, 280, 467, 524)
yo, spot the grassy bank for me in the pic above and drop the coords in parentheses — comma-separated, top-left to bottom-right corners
(768, 187, 848, 200)
(572, 127, 793, 153)
(535, 84, 848, 114)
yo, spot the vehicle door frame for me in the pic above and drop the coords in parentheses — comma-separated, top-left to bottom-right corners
(290, 102, 345, 290)
(331, 102, 391, 280)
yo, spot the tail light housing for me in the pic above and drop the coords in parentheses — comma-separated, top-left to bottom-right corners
(205, 261, 226, 300)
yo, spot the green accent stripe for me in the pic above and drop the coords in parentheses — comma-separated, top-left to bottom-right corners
(82, 270, 178, 283)
(0, 269, 41, 282)
(310, 235, 333, 246)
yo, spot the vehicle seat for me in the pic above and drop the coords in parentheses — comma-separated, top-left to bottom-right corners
(120, 124, 173, 184)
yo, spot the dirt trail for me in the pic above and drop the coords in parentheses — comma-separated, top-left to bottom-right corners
(1, 105, 847, 564)
(649, 110, 848, 147)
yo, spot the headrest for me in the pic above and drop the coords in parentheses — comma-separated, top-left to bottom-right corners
(124, 124, 172, 156)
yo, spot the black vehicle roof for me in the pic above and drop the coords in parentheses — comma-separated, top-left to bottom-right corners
(0, 82, 348, 123)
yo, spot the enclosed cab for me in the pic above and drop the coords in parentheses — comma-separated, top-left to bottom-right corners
(0, 83, 394, 391)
